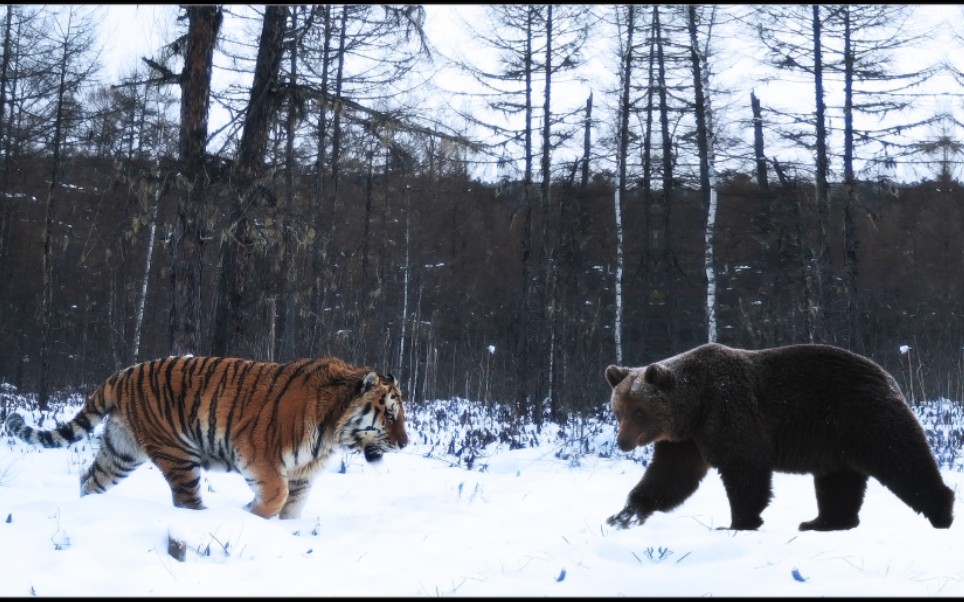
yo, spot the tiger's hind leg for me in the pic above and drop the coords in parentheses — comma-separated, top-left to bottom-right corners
(148, 447, 207, 510)
(81, 419, 147, 497)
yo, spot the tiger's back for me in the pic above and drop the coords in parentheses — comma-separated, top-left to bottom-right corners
(5, 355, 408, 519)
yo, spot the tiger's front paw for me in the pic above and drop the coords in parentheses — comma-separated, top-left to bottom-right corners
(606, 506, 643, 529)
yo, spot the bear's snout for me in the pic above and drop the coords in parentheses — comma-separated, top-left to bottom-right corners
(616, 434, 636, 452)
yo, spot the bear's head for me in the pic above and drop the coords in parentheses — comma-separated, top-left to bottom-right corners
(605, 362, 684, 451)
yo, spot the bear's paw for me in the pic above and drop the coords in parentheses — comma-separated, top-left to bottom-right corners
(606, 506, 645, 529)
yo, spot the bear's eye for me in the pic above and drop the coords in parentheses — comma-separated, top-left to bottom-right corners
(633, 409, 644, 418)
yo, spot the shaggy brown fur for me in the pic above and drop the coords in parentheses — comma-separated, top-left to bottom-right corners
(605, 343, 954, 532)
(6, 355, 408, 519)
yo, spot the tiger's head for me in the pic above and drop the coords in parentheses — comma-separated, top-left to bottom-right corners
(338, 371, 408, 463)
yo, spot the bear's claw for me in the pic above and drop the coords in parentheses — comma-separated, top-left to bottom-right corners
(606, 506, 642, 529)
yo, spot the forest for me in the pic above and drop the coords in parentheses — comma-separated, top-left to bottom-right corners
(0, 4, 962, 422)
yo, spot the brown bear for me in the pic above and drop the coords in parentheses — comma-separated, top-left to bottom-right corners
(604, 342, 955, 532)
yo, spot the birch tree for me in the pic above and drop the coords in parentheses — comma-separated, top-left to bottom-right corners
(612, 4, 637, 365)
(687, 5, 719, 343)
(606, 4, 680, 359)
(95, 74, 178, 367)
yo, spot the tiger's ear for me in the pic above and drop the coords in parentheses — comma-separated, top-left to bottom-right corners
(361, 371, 379, 393)
(385, 373, 396, 386)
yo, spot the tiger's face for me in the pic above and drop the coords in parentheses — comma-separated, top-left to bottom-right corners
(338, 372, 408, 463)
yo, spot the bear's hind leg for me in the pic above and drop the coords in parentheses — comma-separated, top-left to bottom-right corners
(799, 471, 866, 531)
(718, 463, 772, 530)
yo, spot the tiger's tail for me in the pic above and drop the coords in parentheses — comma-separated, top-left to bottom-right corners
(5, 379, 115, 448)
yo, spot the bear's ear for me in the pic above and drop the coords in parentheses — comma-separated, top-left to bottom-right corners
(605, 365, 630, 388)
(643, 364, 674, 389)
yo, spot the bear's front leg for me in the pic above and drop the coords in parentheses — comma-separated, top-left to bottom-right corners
(607, 440, 709, 529)
(717, 462, 773, 530)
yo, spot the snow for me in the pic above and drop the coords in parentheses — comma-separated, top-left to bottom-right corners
(1, 398, 963, 597)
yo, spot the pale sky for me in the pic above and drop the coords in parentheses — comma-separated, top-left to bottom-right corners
(94, 4, 964, 183)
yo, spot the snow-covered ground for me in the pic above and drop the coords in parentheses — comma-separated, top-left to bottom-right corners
(1, 397, 962, 597)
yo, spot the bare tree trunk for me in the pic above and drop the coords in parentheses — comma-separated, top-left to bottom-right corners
(132, 165, 162, 362)
(309, 4, 333, 355)
(397, 203, 411, 379)
(515, 7, 535, 419)
(789, 183, 817, 343)
(0, 6, 10, 157)
(310, 4, 347, 356)
(407, 280, 423, 401)
(573, 91, 592, 279)
(687, 5, 718, 343)
(326, 6, 348, 247)
(0, 6, 12, 304)
(362, 138, 375, 298)
(654, 5, 674, 354)
(750, 91, 769, 194)
(638, 14, 656, 356)
(538, 4, 555, 425)
(750, 91, 780, 345)
(614, 4, 635, 365)
(212, 5, 286, 357)
(237, 6, 287, 176)
(704, 115, 719, 344)
(275, 4, 301, 363)
(841, 7, 860, 351)
(39, 195, 56, 409)
(358, 136, 377, 361)
(580, 92, 592, 192)
(811, 4, 831, 338)
(39, 14, 74, 409)
(171, 5, 221, 356)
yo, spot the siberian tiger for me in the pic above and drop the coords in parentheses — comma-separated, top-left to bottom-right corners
(5, 355, 408, 519)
